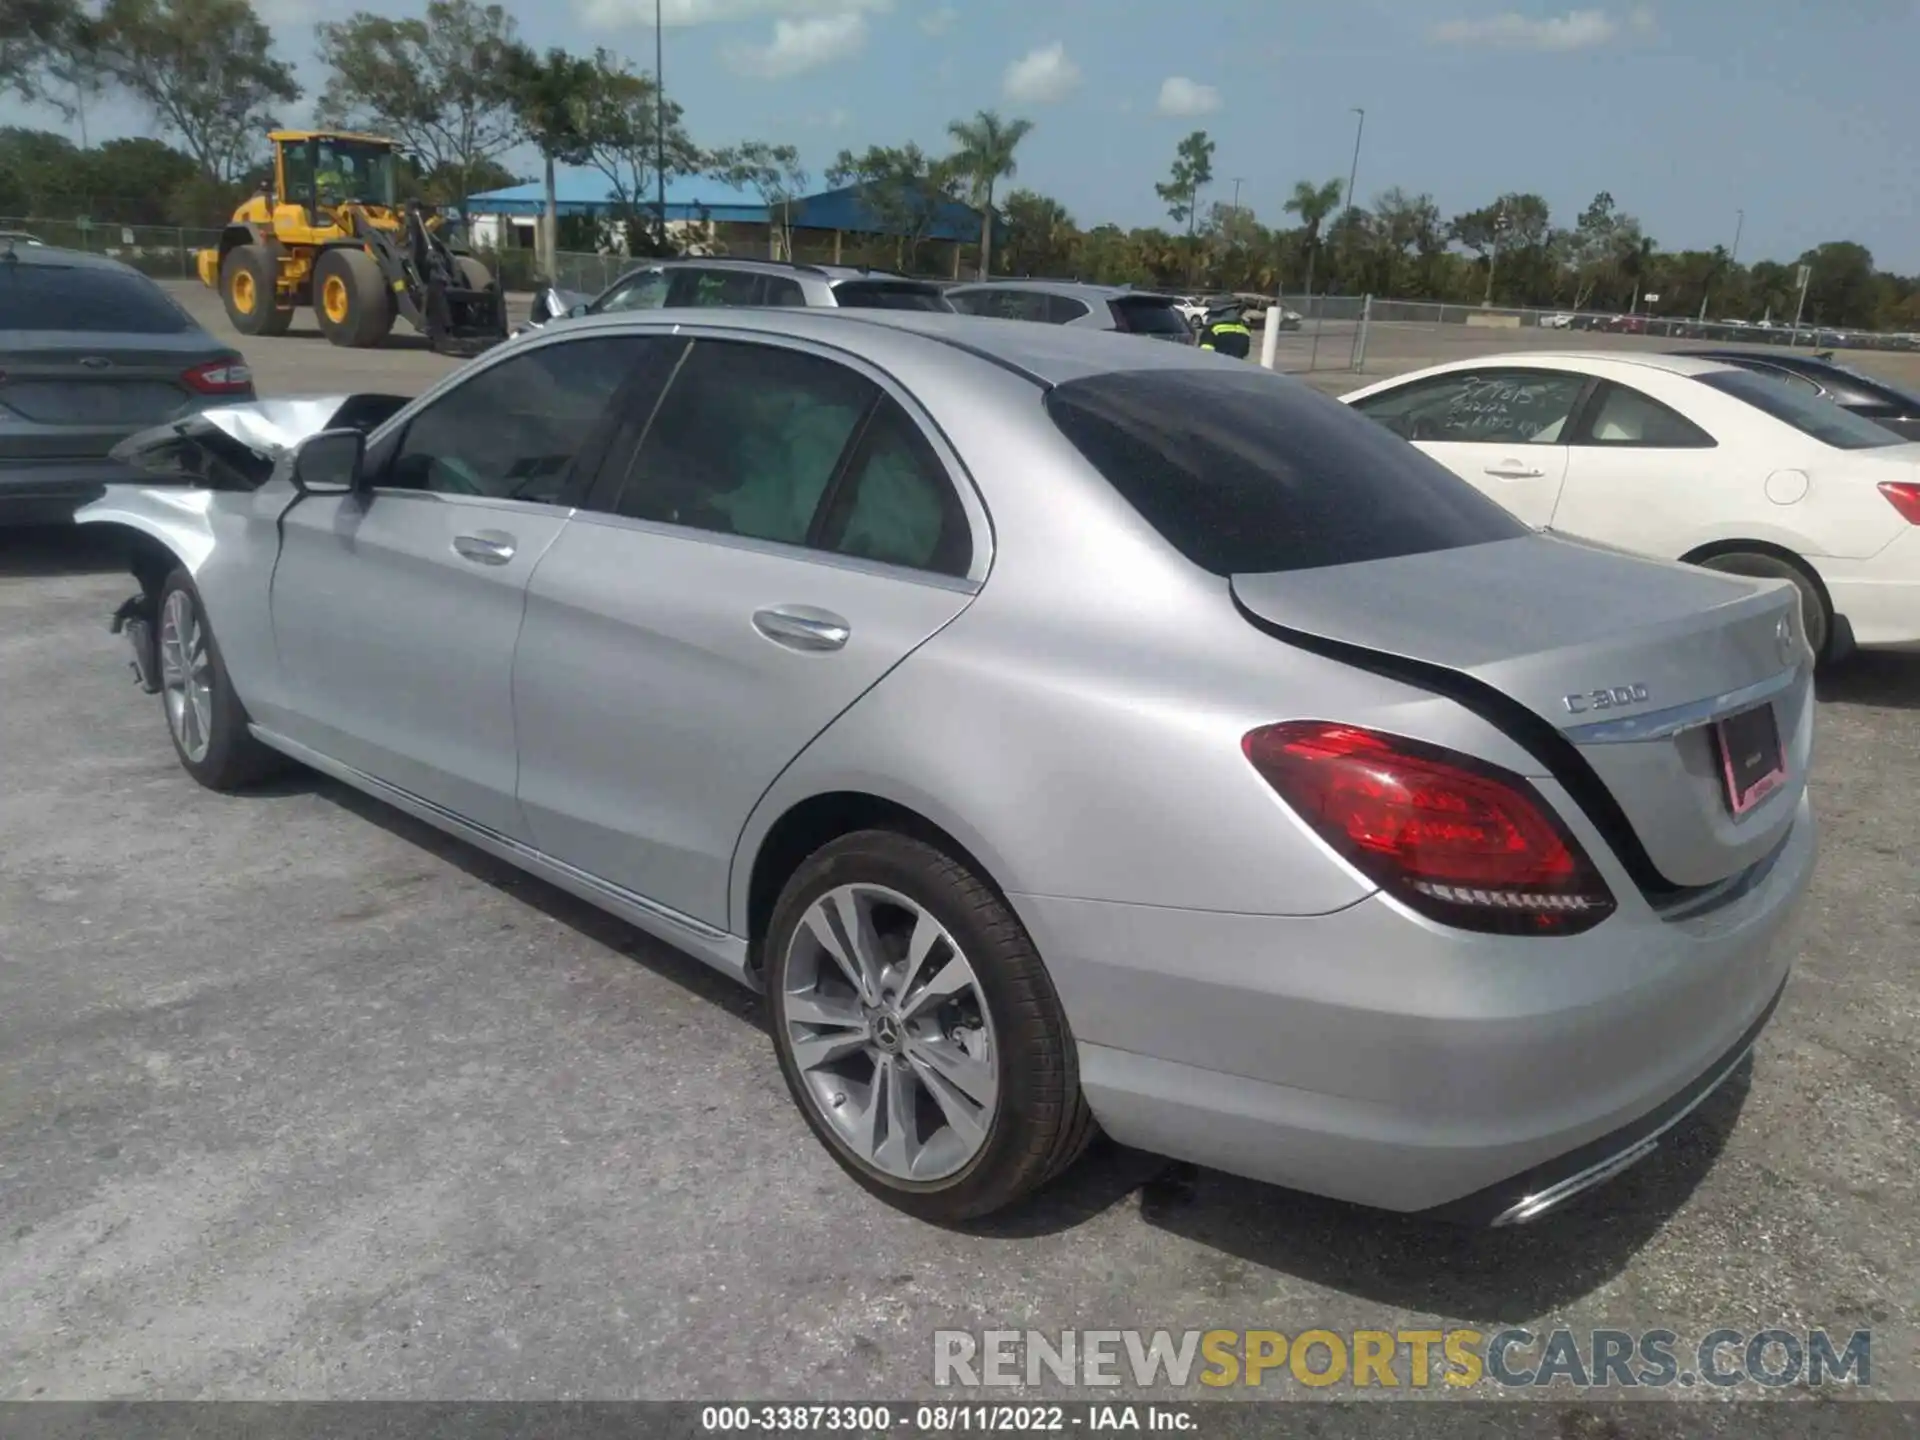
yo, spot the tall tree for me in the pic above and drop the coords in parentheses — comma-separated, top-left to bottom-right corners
(1155, 128, 1214, 236)
(315, 0, 521, 227)
(999, 187, 1076, 277)
(90, 0, 298, 183)
(1283, 176, 1343, 302)
(708, 141, 808, 259)
(826, 143, 962, 271)
(945, 108, 1032, 280)
(502, 44, 597, 279)
(1, 0, 84, 105)
(571, 48, 700, 255)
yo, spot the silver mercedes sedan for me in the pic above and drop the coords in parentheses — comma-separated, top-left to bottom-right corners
(82, 309, 1815, 1226)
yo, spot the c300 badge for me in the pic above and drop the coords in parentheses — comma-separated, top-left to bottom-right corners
(1563, 684, 1650, 715)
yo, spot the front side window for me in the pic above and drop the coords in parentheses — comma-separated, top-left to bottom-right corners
(594, 269, 669, 313)
(1354, 369, 1588, 445)
(665, 268, 762, 308)
(1696, 368, 1901, 450)
(610, 340, 876, 546)
(1576, 382, 1716, 448)
(384, 337, 641, 502)
(1048, 367, 1528, 577)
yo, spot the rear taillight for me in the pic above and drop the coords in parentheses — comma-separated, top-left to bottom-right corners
(1878, 481, 1920, 524)
(182, 359, 253, 395)
(1243, 721, 1617, 936)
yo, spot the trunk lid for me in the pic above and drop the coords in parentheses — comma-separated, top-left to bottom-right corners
(1231, 533, 1813, 891)
(0, 332, 231, 461)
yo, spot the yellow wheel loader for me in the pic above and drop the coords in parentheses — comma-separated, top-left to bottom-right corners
(196, 130, 508, 356)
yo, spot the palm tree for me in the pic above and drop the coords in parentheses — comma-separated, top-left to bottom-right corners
(1284, 177, 1345, 312)
(946, 109, 1034, 280)
(504, 45, 599, 282)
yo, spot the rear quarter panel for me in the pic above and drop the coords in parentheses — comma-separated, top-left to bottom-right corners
(727, 366, 1551, 928)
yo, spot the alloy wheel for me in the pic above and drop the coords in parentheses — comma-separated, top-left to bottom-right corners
(782, 883, 999, 1182)
(159, 588, 213, 763)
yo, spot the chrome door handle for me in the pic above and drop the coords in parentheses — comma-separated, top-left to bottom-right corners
(452, 531, 516, 565)
(1484, 464, 1545, 479)
(753, 606, 851, 653)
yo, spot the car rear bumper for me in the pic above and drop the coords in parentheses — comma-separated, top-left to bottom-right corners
(0, 458, 151, 524)
(1816, 528, 1920, 650)
(1013, 791, 1814, 1218)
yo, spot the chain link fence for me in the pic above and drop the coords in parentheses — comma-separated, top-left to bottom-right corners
(2, 217, 223, 278)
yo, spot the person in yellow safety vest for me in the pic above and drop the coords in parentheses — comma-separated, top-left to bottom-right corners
(1197, 302, 1254, 359)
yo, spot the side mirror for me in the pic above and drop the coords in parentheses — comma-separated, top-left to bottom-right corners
(565, 302, 590, 319)
(290, 428, 365, 495)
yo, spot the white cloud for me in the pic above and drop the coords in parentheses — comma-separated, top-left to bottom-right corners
(725, 12, 869, 76)
(1002, 42, 1081, 104)
(1156, 76, 1221, 116)
(920, 5, 957, 35)
(1429, 7, 1641, 51)
(578, 0, 891, 31)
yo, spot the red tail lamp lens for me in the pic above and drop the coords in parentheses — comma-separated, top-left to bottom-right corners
(1244, 720, 1616, 935)
(1878, 481, 1920, 525)
(182, 360, 254, 395)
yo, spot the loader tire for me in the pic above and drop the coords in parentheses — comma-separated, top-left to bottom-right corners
(220, 244, 291, 337)
(313, 247, 395, 349)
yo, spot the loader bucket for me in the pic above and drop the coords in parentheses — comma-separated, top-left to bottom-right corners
(423, 273, 510, 357)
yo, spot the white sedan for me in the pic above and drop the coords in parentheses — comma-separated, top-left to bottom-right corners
(1342, 351, 1920, 660)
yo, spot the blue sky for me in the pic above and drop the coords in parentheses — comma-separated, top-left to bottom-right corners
(9, 0, 1920, 270)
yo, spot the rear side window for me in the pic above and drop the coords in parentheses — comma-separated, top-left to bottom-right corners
(1575, 382, 1716, 448)
(1046, 368, 1529, 577)
(832, 280, 951, 312)
(1046, 294, 1091, 323)
(818, 396, 972, 576)
(0, 263, 193, 334)
(1696, 369, 1900, 450)
(1108, 296, 1189, 337)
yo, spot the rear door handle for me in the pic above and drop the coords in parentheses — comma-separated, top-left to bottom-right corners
(452, 531, 516, 565)
(1484, 463, 1545, 479)
(753, 606, 851, 653)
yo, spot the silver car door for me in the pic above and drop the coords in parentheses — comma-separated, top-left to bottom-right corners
(268, 334, 644, 838)
(512, 333, 986, 931)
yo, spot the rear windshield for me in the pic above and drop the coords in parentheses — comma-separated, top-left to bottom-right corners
(1696, 368, 1900, 449)
(0, 262, 194, 334)
(1046, 368, 1529, 576)
(832, 280, 953, 312)
(1108, 296, 1190, 337)
(1821, 360, 1920, 410)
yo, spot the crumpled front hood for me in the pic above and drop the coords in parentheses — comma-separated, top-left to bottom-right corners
(108, 394, 411, 488)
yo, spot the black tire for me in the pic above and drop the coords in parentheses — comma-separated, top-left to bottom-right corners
(155, 569, 284, 791)
(313, 247, 394, 349)
(219, 243, 291, 337)
(765, 829, 1095, 1222)
(1694, 549, 1832, 662)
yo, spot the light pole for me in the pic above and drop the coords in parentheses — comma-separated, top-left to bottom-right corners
(1343, 108, 1365, 217)
(1699, 207, 1745, 322)
(655, 0, 668, 253)
(1483, 202, 1509, 307)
